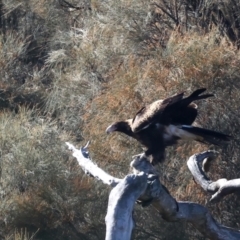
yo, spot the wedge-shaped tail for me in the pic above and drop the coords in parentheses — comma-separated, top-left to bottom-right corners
(180, 125, 231, 145)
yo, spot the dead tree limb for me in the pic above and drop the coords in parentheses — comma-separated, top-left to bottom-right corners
(105, 173, 148, 240)
(66, 143, 240, 240)
(66, 142, 121, 187)
(66, 142, 147, 240)
(187, 150, 240, 203)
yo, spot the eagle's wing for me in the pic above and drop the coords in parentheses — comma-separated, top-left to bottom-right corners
(131, 88, 214, 133)
(131, 92, 184, 133)
(161, 88, 214, 125)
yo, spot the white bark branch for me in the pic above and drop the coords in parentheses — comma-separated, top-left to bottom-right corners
(66, 142, 121, 187)
(66, 142, 147, 240)
(105, 173, 148, 240)
(187, 150, 240, 203)
(66, 142, 240, 240)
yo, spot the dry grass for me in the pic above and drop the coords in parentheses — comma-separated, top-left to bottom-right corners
(5, 228, 39, 240)
(82, 27, 240, 238)
(0, 0, 240, 239)
(0, 108, 105, 238)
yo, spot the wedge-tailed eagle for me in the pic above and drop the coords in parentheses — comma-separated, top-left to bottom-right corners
(106, 88, 231, 164)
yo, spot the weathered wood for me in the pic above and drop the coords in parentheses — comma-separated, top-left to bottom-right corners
(105, 173, 148, 240)
(66, 142, 240, 240)
(66, 142, 148, 240)
(187, 150, 240, 203)
(66, 142, 121, 187)
(177, 202, 240, 240)
(132, 154, 240, 240)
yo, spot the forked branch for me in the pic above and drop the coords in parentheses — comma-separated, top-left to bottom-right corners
(187, 150, 240, 203)
(66, 142, 240, 240)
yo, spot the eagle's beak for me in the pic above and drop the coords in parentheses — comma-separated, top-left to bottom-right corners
(106, 124, 117, 134)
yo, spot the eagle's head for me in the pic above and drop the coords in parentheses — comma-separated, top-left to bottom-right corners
(106, 119, 133, 137)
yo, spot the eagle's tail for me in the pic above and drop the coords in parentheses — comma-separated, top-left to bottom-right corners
(180, 125, 231, 145)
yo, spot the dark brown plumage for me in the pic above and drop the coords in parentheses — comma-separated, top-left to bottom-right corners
(106, 88, 231, 164)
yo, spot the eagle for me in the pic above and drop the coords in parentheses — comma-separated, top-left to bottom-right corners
(106, 88, 231, 165)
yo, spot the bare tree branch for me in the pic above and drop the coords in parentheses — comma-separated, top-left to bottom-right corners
(66, 142, 148, 240)
(145, 172, 240, 240)
(187, 150, 240, 203)
(66, 143, 240, 240)
(105, 173, 148, 240)
(66, 142, 121, 187)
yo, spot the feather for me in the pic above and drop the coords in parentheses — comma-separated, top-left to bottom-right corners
(106, 88, 231, 164)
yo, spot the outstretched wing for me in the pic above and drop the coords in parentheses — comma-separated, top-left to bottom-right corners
(131, 92, 184, 133)
(131, 88, 214, 133)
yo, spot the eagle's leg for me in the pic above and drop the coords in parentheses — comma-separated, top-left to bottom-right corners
(145, 148, 165, 165)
